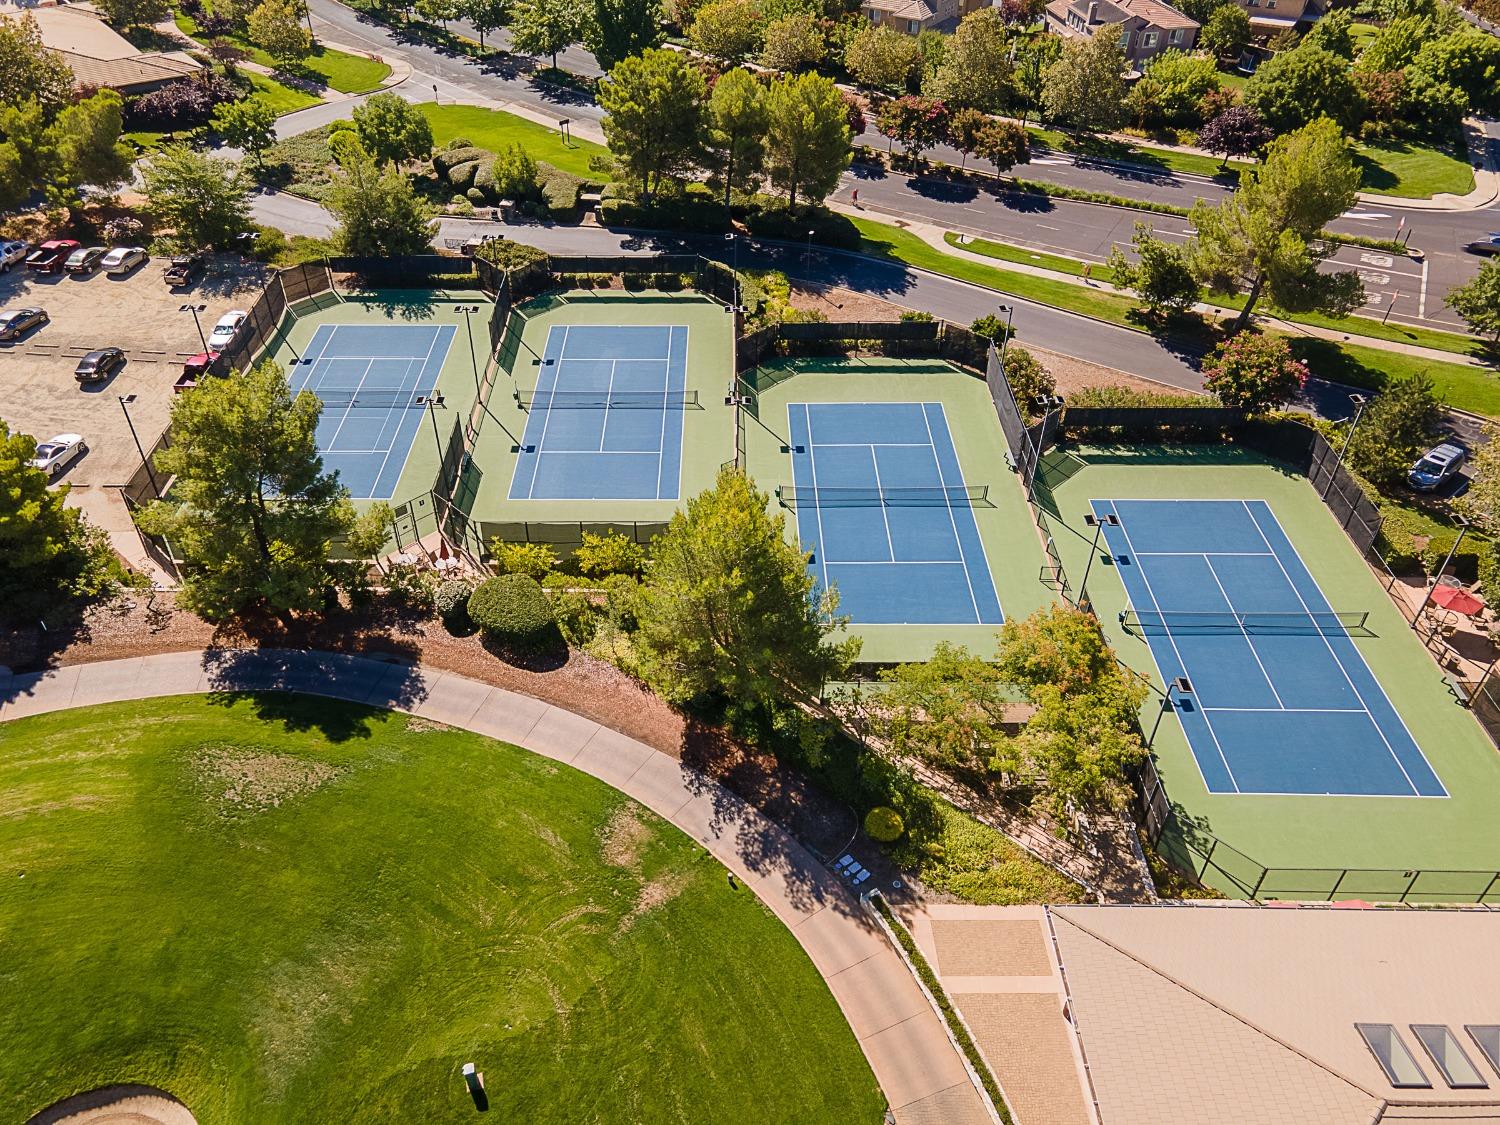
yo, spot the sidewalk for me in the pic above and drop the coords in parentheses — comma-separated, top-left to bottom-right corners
(0, 649, 992, 1125)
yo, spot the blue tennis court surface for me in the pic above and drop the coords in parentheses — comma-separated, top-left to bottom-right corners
(509, 324, 689, 500)
(1096, 498, 1445, 798)
(786, 402, 1002, 625)
(291, 323, 455, 500)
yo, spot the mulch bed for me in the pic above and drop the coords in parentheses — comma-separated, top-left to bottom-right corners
(2, 595, 857, 859)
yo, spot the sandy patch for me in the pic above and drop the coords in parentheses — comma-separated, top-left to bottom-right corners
(788, 281, 901, 322)
(403, 715, 450, 733)
(27, 1087, 196, 1125)
(191, 744, 339, 814)
(599, 804, 652, 869)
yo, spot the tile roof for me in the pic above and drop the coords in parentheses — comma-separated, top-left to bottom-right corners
(56, 49, 200, 91)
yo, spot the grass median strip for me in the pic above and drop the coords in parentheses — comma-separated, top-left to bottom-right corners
(418, 104, 609, 180)
(174, 15, 392, 93)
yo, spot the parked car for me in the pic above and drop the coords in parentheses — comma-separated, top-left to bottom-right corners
(25, 240, 80, 273)
(175, 351, 219, 393)
(101, 246, 148, 276)
(163, 252, 206, 287)
(74, 347, 126, 383)
(63, 245, 108, 275)
(0, 307, 48, 341)
(1408, 442, 1468, 492)
(0, 240, 29, 271)
(30, 433, 87, 477)
(207, 310, 247, 350)
(1463, 234, 1500, 257)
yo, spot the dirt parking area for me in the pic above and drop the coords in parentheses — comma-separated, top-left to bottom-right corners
(0, 254, 270, 488)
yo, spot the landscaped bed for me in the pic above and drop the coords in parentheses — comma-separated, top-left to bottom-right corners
(418, 105, 610, 181)
(0, 694, 885, 1124)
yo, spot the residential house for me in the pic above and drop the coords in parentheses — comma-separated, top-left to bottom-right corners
(1233, 0, 1325, 34)
(861, 0, 962, 35)
(0, 2, 201, 95)
(1044, 0, 1200, 67)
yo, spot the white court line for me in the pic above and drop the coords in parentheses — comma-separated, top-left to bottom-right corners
(324, 355, 376, 453)
(866, 444, 898, 563)
(809, 442, 934, 448)
(920, 403, 983, 623)
(1204, 706, 1367, 713)
(368, 328, 443, 495)
(1110, 504, 1241, 794)
(1203, 555, 1285, 710)
(596, 358, 619, 452)
(653, 326, 682, 499)
(1135, 551, 1274, 557)
(1242, 500, 1438, 798)
(802, 405, 831, 596)
(818, 559, 967, 565)
(523, 324, 570, 499)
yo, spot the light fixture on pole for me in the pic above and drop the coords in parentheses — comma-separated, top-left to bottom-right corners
(179, 303, 207, 352)
(1414, 514, 1470, 632)
(725, 231, 740, 313)
(997, 303, 1015, 368)
(1324, 392, 1368, 499)
(1079, 511, 1119, 609)
(803, 229, 814, 271)
(118, 394, 160, 496)
(455, 304, 482, 395)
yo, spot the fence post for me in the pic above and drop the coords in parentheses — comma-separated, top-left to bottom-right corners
(1478, 871, 1499, 903)
(1327, 869, 1347, 901)
(1401, 870, 1421, 903)
(1249, 867, 1268, 900)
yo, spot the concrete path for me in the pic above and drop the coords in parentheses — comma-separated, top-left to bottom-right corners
(0, 649, 992, 1125)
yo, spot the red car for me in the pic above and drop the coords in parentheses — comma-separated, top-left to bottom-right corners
(25, 239, 81, 274)
(174, 351, 220, 394)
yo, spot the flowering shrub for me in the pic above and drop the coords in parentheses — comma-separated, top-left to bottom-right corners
(1202, 333, 1309, 413)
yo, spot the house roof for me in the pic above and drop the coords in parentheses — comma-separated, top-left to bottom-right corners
(0, 4, 201, 92)
(864, 0, 941, 19)
(55, 49, 200, 91)
(1052, 0, 1199, 29)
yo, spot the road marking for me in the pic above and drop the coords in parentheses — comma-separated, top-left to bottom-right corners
(1346, 211, 1392, 221)
(1418, 255, 1430, 321)
(1359, 253, 1394, 268)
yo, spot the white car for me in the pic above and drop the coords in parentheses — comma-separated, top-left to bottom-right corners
(101, 246, 148, 276)
(207, 310, 247, 350)
(30, 433, 87, 478)
(0, 240, 28, 271)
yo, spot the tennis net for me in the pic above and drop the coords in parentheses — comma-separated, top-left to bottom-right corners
(1120, 609, 1370, 634)
(307, 389, 435, 409)
(776, 484, 990, 507)
(516, 389, 701, 410)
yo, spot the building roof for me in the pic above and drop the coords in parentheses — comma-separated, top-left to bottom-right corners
(0, 3, 201, 91)
(1051, 0, 1199, 29)
(55, 49, 200, 90)
(864, 0, 942, 19)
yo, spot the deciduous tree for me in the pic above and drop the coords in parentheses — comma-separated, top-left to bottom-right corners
(136, 359, 361, 623)
(95, 0, 172, 29)
(842, 22, 922, 93)
(1011, 33, 1059, 126)
(1130, 49, 1218, 127)
(247, 0, 313, 62)
(326, 151, 437, 255)
(688, 0, 762, 64)
(973, 117, 1029, 176)
(1344, 374, 1440, 487)
(1456, 423, 1500, 534)
(1354, 14, 1430, 73)
(1245, 44, 1364, 133)
(0, 13, 74, 114)
(875, 94, 950, 159)
(509, 0, 585, 67)
(352, 91, 434, 165)
(1200, 332, 1309, 411)
(598, 47, 705, 201)
(1447, 260, 1500, 342)
(1196, 103, 1271, 167)
(1041, 33, 1127, 134)
(1302, 8, 1355, 57)
(947, 105, 989, 169)
(211, 97, 277, 166)
(759, 10, 824, 71)
(1106, 222, 1202, 315)
(142, 144, 252, 249)
(925, 8, 1013, 111)
(588, 0, 663, 69)
(1408, 28, 1500, 114)
(872, 643, 1009, 772)
(630, 467, 858, 706)
(462, 0, 512, 48)
(763, 70, 850, 209)
(1201, 3, 1250, 56)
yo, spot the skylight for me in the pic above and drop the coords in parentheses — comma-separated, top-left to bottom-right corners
(1356, 1023, 1431, 1089)
(1466, 1026, 1500, 1076)
(1412, 1025, 1488, 1089)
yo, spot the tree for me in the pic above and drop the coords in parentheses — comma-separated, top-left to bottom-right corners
(996, 603, 1118, 695)
(136, 360, 359, 623)
(973, 118, 1030, 176)
(142, 144, 252, 250)
(461, 0, 511, 47)
(1408, 29, 1500, 114)
(1355, 15, 1430, 74)
(947, 106, 989, 170)
(211, 97, 277, 166)
(763, 71, 851, 209)
(1456, 423, 1500, 535)
(94, 0, 172, 29)
(247, 0, 312, 62)
(48, 90, 134, 205)
(1201, 3, 1251, 56)
(0, 421, 127, 626)
(416, 0, 460, 26)
(598, 48, 705, 201)
(1397, 68, 1467, 134)
(588, 0, 663, 70)
(326, 152, 437, 255)
(688, 0, 762, 64)
(0, 101, 50, 213)
(509, 0, 585, 67)
(1106, 222, 1201, 315)
(1302, 8, 1355, 57)
(351, 92, 434, 165)
(925, 9, 1013, 111)
(1178, 0, 1230, 21)
(630, 467, 857, 706)
(759, 11, 824, 72)
(842, 23, 922, 94)
(872, 643, 1009, 772)
(706, 67, 768, 206)
(1188, 118, 1364, 331)
(1245, 45, 1363, 133)
(1011, 33, 1059, 126)
(1013, 679, 1146, 814)
(1131, 49, 1218, 127)
(1041, 34, 1127, 134)
(1196, 104, 1271, 168)
(0, 13, 73, 114)
(997, 0, 1044, 21)
(1344, 374, 1440, 487)
(875, 95, 950, 159)
(1352, 68, 1405, 138)
(1200, 332, 1308, 411)
(1447, 260, 1500, 342)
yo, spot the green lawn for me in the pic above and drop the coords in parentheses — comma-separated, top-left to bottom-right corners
(418, 104, 610, 180)
(0, 694, 883, 1124)
(174, 13, 392, 93)
(1354, 139, 1476, 199)
(246, 71, 321, 116)
(944, 230, 1119, 283)
(1028, 125, 1247, 179)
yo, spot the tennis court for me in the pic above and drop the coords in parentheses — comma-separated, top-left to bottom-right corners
(291, 322, 456, 500)
(785, 402, 1002, 625)
(509, 324, 690, 501)
(1095, 498, 1445, 798)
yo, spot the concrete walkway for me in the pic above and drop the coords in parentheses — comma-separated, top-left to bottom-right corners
(0, 649, 992, 1125)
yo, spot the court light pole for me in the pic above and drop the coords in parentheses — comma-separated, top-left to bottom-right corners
(996, 304, 1016, 369)
(1079, 512, 1119, 611)
(456, 304, 483, 396)
(1413, 514, 1470, 631)
(725, 231, 740, 311)
(179, 303, 208, 352)
(803, 229, 814, 271)
(426, 394, 451, 498)
(1323, 392, 1369, 499)
(118, 394, 160, 496)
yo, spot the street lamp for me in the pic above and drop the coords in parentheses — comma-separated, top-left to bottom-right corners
(179, 303, 207, 353)
(1079, 511, 1119, 610)
(1324, 392, 1368, 499)
(725, 231, 740, 313)
(803, 229, 814, 271)
(455, 304, 483, 396)
(996, 303, 1016, 368)
(425, 394, 451, 497)
(118, 394, 160, 496)
(1414, 514, 1470, 632)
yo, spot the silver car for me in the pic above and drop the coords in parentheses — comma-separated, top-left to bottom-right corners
(0, 307, 47, 340)
(101, 246, 148, 276)
(0, 240, 28, 271)
(1408, 442, 1467, 492)
(30, 433, 87, 478)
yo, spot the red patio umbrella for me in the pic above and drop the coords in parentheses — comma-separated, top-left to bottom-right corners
(1431, 583, 1485, 616)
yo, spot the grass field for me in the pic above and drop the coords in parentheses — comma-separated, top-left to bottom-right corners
(1354, 139, 1476, 199)
(174, 14, 392, 93)
(418, 105, 610, 180)
(1027, 125, 1247, 179)
(246, 71, 322, 116)
(0, 694, 884, 1124)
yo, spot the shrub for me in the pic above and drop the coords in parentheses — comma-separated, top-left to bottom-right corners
(490, 143, 539, 199)
(1421, 532, 1486, 584)
(552, 588, 600, 646)
(433, 578, 472, 628)
(474, 238, 548, 270)
(741, 200, 861, 250)
(537, 162, 586, 219)
(488, 539, 558, 579)
(468, 574, 557, 649)
(574, 530, 646, 579)
(899, 309, 934, 322)
(864, 805, 906, 842)
(432, 145, 490, 175)
(1004, 346, 1056, 416)
(127, 73, 239, 128)
(968, 313, 1013, 343)
(1201, 333, 1308, 413)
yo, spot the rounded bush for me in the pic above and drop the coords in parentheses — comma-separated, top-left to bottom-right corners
(433, 579, 471, 620)
(468, 574, 556, 649)
(864, 806, 905, 843)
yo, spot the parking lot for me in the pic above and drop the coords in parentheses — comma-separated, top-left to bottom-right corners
(0, 253, 270, 487)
